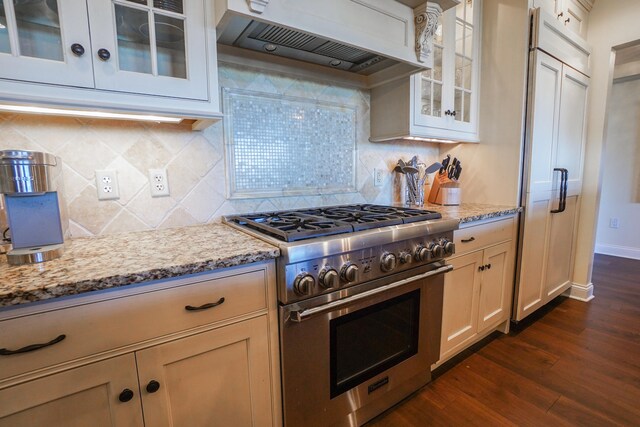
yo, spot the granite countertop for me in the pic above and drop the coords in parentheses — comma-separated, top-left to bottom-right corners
(423, 203, 521, 224)
(0, 224, 279, 308)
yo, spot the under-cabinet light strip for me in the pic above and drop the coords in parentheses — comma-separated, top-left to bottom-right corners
(403, 136, 456, 143)
(0, 104, 183, 123)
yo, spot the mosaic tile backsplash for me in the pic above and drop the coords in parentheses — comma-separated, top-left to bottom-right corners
(224, 89, 356, 198)
(0, 62, 440, 237)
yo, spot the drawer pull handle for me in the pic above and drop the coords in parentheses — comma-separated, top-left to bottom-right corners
(119, 389, 135, 403)
(0, 334, 66, 356)
(185, 297, 225, 312)
(146, 380, 161, 393)
(461, 237, 475, 243)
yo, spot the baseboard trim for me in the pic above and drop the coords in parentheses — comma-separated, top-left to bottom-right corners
(563, 282, 594, 302)
(594, 243, 640, 260)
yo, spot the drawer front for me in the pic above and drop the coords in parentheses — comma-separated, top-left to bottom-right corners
(0, 268, 267, 383)
(454, 217, 515, 256)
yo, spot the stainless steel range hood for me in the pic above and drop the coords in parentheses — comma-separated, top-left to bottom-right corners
(214, 0, 459, 88)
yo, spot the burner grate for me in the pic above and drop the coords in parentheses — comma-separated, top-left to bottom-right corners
(226, 204, 442, 242)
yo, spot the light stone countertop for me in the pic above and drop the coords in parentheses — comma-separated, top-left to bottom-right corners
(423, 203, 522, 224)
(0, 224, 279, 308)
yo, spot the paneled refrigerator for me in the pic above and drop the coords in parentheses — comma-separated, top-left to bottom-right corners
(513, 8, 591, 321)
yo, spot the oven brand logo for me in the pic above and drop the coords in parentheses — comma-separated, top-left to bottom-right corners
(11, 176, 34, 181)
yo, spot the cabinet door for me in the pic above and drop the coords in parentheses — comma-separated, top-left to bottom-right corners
(557, 64, 589, 196)
(544, 194, 578, 299)
(563, 0, 589, 38)
(0, 354, 143, 427)
(450, 0, 479, 133)
(136, 316, 273, 427)
(532, 0, 563, 17)
(524, 50, 563, 194)
(440, 250, 483, 358)
(477, 241, 513, 331)
(87, 0, 208, 100)
(0, 0, 93, 87)
(515, 189, 553, 321)
(414, 11, 447, 129)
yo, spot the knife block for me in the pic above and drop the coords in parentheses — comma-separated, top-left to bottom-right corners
(428, 174, 461, 206)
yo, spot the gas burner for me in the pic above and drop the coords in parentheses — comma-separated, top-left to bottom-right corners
(226, 204, 442, 242)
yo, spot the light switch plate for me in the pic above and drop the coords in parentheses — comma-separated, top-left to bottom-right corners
(95, 170, 120, 201)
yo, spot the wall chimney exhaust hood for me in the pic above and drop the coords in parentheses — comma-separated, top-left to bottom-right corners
(214, 0, 459, 88)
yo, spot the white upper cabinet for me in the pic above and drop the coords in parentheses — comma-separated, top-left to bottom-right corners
(0, 0, 220, 123)
(414, 0, 480, 138)
(532, 0, 592, 39)
(370, 0, 481, 143)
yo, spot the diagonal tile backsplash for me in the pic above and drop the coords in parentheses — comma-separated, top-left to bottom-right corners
(0, 63, 440, 237)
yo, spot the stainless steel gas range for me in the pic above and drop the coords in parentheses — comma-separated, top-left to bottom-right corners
(224, 204, 459, 426)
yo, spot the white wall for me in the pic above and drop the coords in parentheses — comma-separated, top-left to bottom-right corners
(594, 76, 640, 259)
(573, 0, 640, 288)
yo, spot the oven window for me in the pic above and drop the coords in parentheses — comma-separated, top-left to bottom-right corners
(330, 289, 420, 398)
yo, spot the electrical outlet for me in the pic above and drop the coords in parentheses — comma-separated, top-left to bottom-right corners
(609, 217, 620, 229)
(95, 170, 120, 201)
(149, 169, 170, 197)
(374, 168, 385, 187)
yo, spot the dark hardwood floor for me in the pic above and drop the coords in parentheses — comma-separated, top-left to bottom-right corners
(367, 254, 640, 426)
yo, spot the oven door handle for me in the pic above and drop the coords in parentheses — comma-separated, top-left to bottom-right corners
(288, 264, 454, 323)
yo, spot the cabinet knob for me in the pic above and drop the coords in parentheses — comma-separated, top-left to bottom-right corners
(71, 43, 85, 57)
(564, 17, 571, 24)
(97, 48, 111, 61)
(486, 263, 491, 270)
(146, 380, 161, 393)
(445, 109, 457, 117)
(118, 388, 134, 402)
(557, 11, 564, 19)
(478, 265, 485, 272)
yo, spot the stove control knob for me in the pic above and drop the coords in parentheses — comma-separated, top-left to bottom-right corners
(415, 246, 430, 262)
(380, 252, 397, 272)
(293, 273, 315, 296)
(341, 263, 359, 283)
(399, 251, 412, 264)
(441, 239, 456, 256)
(319, 268, 339, 289)
(430, 243, 444, 259)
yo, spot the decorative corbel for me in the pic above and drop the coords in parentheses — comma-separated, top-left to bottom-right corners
(247, 0, 269, 13)
(414, 3, 443, 63)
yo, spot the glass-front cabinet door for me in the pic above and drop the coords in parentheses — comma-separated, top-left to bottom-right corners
(88, 0, 208, 100)
(412, 0, 480, 141)
(0, 0, 93, 87)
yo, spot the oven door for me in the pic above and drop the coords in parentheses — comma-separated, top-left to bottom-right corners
(279, 263, 451, 427)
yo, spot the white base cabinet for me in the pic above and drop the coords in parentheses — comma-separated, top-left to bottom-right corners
(438, 216, 517, 363)
(0, 261, 280, 427)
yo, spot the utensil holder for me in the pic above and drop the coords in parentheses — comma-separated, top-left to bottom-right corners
(405, 174, 424, 206)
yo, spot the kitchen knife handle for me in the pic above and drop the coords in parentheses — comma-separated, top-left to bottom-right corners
(0, 334, 66, 356)
(185, 297, 225, 311)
